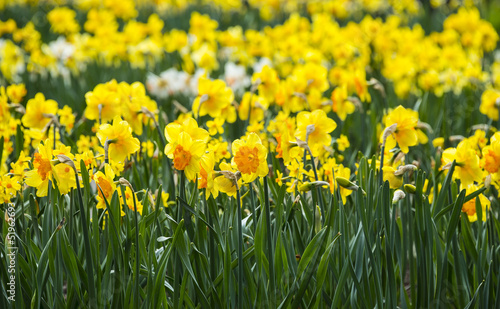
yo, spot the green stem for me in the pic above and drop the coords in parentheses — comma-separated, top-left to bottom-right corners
(263, 176, 276, 305)
(236, 187, 244, 309)
(174, 172, 185, 308)
(379, 145, 385, 186)
(307, 148, 325, 226)
(74, 171, 97, 308)
(204, 190, 216, 308)
(132, 192, 140, 308)
(249, 183, 257, 234)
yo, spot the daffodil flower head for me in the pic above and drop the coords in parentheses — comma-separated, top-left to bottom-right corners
(96, 116, 140, 163)
(21, 93, 59, 130)
(93, 164, 116, 210)
(165, 131, 205, 181)
(24, 140, 55, 197)
(295, 109, 337, 157)
(199, 150, 218, 199)
(381, 106, 420, 153)
(480, 89, 500, 121)
(192, 77, 234, 119)
(461, 184, 490, 222)
(442, 140, 484, 186)
(214, 162, 241, 198)
(231, 133, 269, 183)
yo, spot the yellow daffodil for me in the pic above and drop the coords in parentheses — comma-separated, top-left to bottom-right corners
(252, 65, 279, 103)
(481, 132, 500, 175)
(382, 105, 420, 153)
(164, 117, 210, 149)
(192, 77, 234, 119)
(328, 164, 353, 203)
(22, 93, 59, 130)
(480, 89, 500, 121)
(120, 186, 143, 215)
(461, 184, 490, 222)
(6, 83, 26, 103)
(231, 133, 268, 183)
(199, 151, 218, 199)
(295, 109, 337, 156)
(96, 116, 140, 163)
(214, 162, 241, 198)
(382, 166, 403, 189)
(93, 164, 116, 210)
(84, 80, 122, 123)
(25, 140, 54, 197)
(0, 175, 21, 202)
(165, 132, 204, 181)
(331, 86, 355, 121)
(206, 118, 225, 136)
(442, 140, 484, 186)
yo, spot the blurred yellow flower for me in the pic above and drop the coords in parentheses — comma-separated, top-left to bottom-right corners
(47, 7, 80, 35)
(480, 89, 500, 121)
(22, 93, 59, 130)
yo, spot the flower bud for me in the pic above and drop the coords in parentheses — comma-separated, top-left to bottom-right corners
(394, 164, 417, 176)
(382, 124, 398, 147)
(392, 189, 406, 203)
(404, 184, 416, 194)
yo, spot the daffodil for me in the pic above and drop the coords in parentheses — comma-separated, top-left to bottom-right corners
(192, 77, 234, 119)
(207, 138, 231, 162)
(53, 162, 77, 194)
(120, 186, 143, 215)
(84, 80, 122, 123)
(0, 175, 21, 202)
(461, 184, 490, 222)
(331, 86, 355, 121)
(252, 65, 279, 103)
(6, 83, 26, 103)
(206, 117, 225, 136)
(161, 191, 170, 207)
(96, 116, 140, 163)
(93, 164, 116, 210)
(21, 93, 59, 130)
(481, 132, 500, 175)
(295, 109, 337, 156)
(199, 151, 218, 199)
(214, 162, 241, 198)
(381, 105, 420, 153)
(57, 106, 75, 133)
(164, 117, 210, 150)
(231, 133, 268, 183)
(165, 132, 204, 181)
(9, 151, 30, 182)
(25, 140, 55, 197)
(442, 140, 484, 186)
(382, 166, 403, 189)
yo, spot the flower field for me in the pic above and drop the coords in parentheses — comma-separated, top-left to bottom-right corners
(2, 0, 500, 307)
